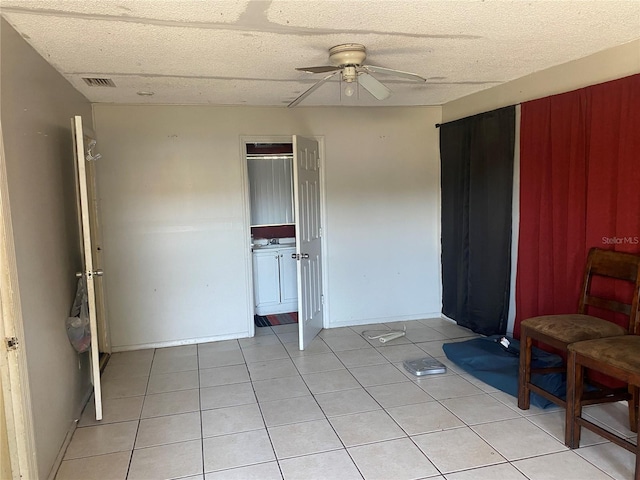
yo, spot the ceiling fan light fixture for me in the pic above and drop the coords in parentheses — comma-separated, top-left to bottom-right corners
(344, 83, 356, 97)
(289, 43, 426, 108)
(329, 43, 367, 66)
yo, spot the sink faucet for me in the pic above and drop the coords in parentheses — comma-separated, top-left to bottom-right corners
(269, 238, 278, 245)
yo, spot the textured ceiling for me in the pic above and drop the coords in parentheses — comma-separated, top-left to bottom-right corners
(1, 0, 639, 107)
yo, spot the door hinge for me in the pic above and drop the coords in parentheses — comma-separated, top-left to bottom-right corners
(6, 337, 18, 350)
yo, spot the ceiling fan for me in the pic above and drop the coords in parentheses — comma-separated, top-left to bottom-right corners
(288, 43, 427, 108)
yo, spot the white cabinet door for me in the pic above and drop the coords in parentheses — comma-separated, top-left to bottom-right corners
(253, 250, 281, 313)
(279, 247, 298, 305)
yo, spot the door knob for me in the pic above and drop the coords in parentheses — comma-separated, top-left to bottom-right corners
(75, 270, 104, 278)
(301, 253, 309, 259)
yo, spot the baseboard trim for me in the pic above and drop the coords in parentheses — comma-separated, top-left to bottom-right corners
(111, 332, 252, 352)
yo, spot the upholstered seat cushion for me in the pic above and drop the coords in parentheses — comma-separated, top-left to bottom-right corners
(521, 314, 627, 343)
(569, 336, 640, 374)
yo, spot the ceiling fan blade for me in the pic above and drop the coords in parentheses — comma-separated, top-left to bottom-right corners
(288, 71, 339, 108)
(358, 72, 391, 101)
(363, 65, 427, 82)
(296, 66, 341, 74)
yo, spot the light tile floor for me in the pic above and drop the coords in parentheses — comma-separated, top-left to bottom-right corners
(55, 318, 637, 480)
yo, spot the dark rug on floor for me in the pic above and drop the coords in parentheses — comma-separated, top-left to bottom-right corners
(254, 312, 298, 327)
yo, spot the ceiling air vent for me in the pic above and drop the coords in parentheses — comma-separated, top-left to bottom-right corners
(82, 77, 116, 87)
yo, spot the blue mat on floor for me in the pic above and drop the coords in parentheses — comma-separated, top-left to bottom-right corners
(443, 335, 565, 409)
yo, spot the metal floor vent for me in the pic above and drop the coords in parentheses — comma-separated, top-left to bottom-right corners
(82, 77, 116, 87)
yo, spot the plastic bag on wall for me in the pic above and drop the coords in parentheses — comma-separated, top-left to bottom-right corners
(66, 276, 91, 353)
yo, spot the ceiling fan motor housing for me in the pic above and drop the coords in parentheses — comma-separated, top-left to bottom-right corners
(329, 43, 367, 67)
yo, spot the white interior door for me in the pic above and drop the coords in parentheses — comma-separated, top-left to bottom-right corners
(293, 136, 324, 349)
(72, 116, 103, 420)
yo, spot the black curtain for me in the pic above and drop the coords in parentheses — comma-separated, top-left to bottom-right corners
(440, 106, 515, 336)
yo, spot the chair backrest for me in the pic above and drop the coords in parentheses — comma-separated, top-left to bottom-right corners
(578, 248, 640, 334)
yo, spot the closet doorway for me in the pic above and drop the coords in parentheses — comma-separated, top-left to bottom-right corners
(243, 136, 325, 349)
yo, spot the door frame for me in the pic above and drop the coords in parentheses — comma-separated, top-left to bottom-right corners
(0, 121, 38, 479)
(239, 135, 329, 341)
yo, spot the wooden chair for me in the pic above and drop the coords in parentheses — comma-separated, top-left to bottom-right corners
(518, 248, 640, 425)
(566, 335, 640, 479)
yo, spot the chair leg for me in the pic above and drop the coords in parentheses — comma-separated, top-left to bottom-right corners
(565, 350, 584, 449)
(518, 330, 532, 410)
(630, 385, 639, 434)
(635, 410, 640, 480)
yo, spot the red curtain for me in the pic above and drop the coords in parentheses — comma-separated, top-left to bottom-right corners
(515, 74, 640, 337)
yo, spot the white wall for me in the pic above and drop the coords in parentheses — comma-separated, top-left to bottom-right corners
(93, 105, 442, 350)
(1, 19, 93, 479)
(442, 39, 640, 122)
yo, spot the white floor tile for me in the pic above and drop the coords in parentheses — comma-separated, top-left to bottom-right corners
(366, 381, 434, 408)
(128, 439, 203, 479)
(412, 426, 505, 473)
(141, 388, 200, 418)
(349, 363, 408, 387)
(101, 375, 148, 399)
(201, 403, 264, 437)
(387, 401, 464, 435)
(440, 393, 520, 425)
(376, 344, 430, 363)
(292, 352, 345, 374)
(575, 441, 636, 480)
(302, 369, 360, 394)
(203, 429, 276, 471)
(259, 395, 325, 427)
(198, 339, 241, 353)
(328, 409, 406, 447)
(135, 411, 201, 448)
(199, 364, 250, 387)
(242, 344, 289, 363)
(252, 376, 309, 402)
(55, 451, 131, 480)
(444, 462, 528, 480)
(527, 410, 607, 446)
(200, 382, 256, 410)
(246, 358, 299, 381)
(151, 354, 198, 375)
(348, 437, 439, 480)
(204, 461, 282, 480)
(279, 449, 363, 480)
(102, 362, 151, 382)
(107, 349, 154, 367)
(322, 333, 371, 352)
(64, 421, 138, 460)
(512, 450, 613, 480)
(314, 388, 382, 417)
(284, 337, 331, 357)
(198, 349, 245, 369)
(268, 419, 342, 459)
(415, 374, 483, 400)
(335, 348, 389, 368)
(153, 344, 197, 360)
(472, 417, 567, 461)
(146, 370, 199, 394)
(78, 395, 144, 426)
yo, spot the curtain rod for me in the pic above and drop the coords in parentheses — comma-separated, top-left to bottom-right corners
(435, 104, 519, 128)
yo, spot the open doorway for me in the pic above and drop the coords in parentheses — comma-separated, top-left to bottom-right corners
(242, 136, 326, 350)
(245, 142, 299, 329)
